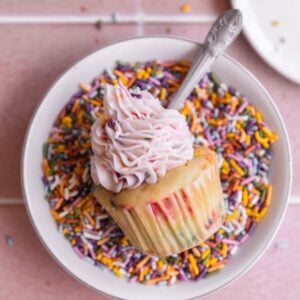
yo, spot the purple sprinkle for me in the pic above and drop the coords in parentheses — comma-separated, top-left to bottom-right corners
(196, 268, 207, 280)
(73, 246, 84, 259)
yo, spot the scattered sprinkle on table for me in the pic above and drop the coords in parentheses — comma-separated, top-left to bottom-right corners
(271, 19, 280, 27)
(42, 60, 278, 285)
(5, 235, 15, 248)
(180, 4, 191, 13)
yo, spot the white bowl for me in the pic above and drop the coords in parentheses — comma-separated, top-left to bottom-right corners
(22, 36, 292, 300)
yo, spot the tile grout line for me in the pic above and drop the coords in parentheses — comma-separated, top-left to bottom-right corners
(0, 14, 217, 25)
(0, 197, 299, 205)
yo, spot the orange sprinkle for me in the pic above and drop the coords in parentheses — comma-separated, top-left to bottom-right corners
(97, 236, 110, 245)
(145, 275, 170, 285)
(54, 198, 64, 210)
(136, 256, 150, 269)
(208, 261, 226, 272)
(83, 211, 95, 226)
(265, 185, 272, 207)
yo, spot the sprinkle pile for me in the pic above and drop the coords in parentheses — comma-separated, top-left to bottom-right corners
(42, 60, 278, 285)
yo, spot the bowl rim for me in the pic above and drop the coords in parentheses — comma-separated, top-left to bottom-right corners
(21, 35, 293, 300)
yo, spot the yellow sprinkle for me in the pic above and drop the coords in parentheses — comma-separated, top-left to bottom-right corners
(221, 243, 228, 258)
(101, 257, 113, 268)
(188, 254, 199, 276)
(245, 134, 251, 146)
(146, 67, 152, 74)
(62, 116, 72, 127)
(180, 3, 191, 13)
(201, 248, 211, 260)
(222, 159, 230, 175)
(225, 209, 238, 221)
(229, 159, 245, 176)
(181, 107, 189, 116)
(137, 69, 146, 79)
(254, 131, 269, 148)
(160, 87, 167, 101)
(194, 99, 201, 109)
(79, 83, 91, 93)
(218, 229, 225, 235)
(113, 266, 123, 277)
(256, 111, 263, 123)
(96, 253, 103, 261)
(240, 129, 246, 143)
(242, 189, 249, 206)
(74, 226, 81, 233)
(209, 257, 218, 267)
(157, 260, 164, 270)
(259, 207, 268, 218)
(143, 72, 150, 80)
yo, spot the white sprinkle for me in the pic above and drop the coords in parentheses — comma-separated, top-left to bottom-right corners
(235, 190, 242, 204)
(221, 225, 231, 233)
(50, 175, 60, 191)
(169, 276, 177, 285)
(106, 68, 116, 80)
(97, 214, 110, 220)
(64, 188, 70, 200)
(80, 235, 93, 249)
(251, 195, 260, 206)
(83, 230, 103, 240)
(68, 174, 77, 190)
(59, 210, 70, 218)
(230, 246, 239, 255)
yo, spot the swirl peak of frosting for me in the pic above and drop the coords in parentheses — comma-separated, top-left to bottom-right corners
(91, 83, 193, 193)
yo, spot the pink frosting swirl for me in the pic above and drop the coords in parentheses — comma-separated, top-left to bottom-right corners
(91, 83, 193, 193)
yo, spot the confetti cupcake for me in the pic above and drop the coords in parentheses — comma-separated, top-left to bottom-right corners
(92, 83, 224, 256)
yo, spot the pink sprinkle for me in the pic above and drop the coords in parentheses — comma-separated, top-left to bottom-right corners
(239, 234, 249, 244)
(89, 248, 97, 260)
(73, 246, 84, 259)
(241, 176, 256, 186)
(222, 239, 240, 246)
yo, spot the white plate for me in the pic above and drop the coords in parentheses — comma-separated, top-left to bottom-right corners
(231, 0, 300, 83)
(22, 36, 292, 299)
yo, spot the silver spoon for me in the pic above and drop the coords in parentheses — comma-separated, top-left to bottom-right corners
(168, 9, 243, 110)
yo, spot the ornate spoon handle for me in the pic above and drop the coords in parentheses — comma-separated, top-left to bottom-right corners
(168, 9, 243, 110)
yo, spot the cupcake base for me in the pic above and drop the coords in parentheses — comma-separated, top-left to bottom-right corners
(94, 147, 225, 256)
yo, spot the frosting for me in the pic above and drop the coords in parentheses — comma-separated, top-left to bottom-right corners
(91, 83, 193, 193)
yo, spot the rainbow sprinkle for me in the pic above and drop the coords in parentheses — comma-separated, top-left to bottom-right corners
(42, 60, 278, 285)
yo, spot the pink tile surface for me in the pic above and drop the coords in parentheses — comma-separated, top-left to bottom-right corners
(0, 24, 137, 198)
(0, 0, 138, 15)
(0, 205, 299, 300)
(0, 0, 229, 15)
(140, 0, 230, 14)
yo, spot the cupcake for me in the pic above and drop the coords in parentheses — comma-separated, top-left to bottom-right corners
(91, 83, 224, 256)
